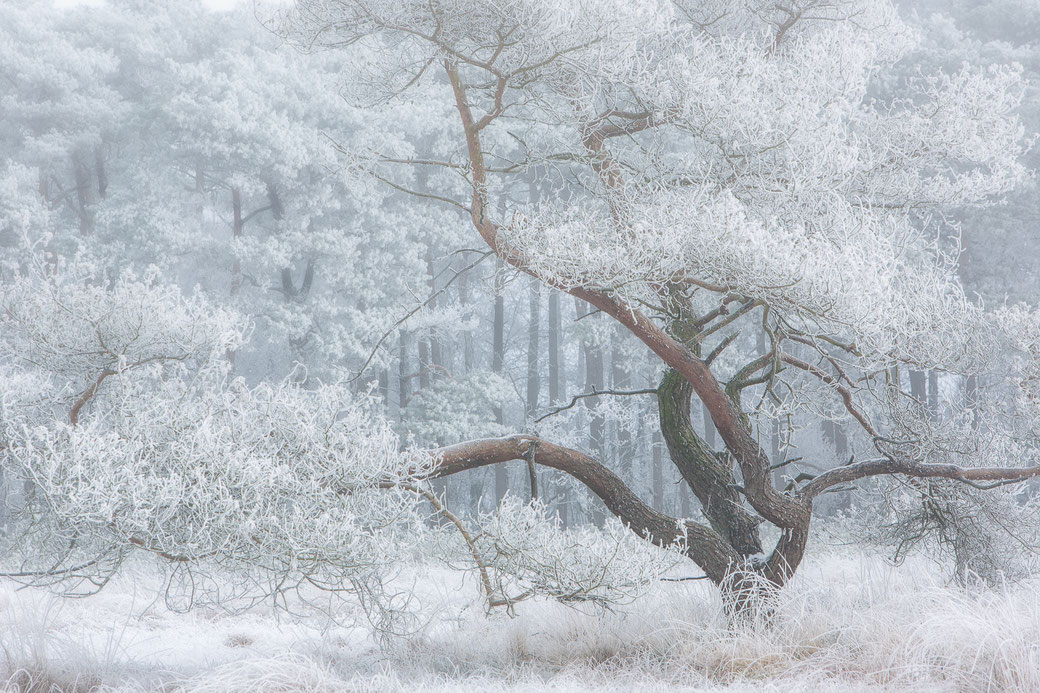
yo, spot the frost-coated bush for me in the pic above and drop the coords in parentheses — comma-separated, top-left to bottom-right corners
(472, 498, 685, 605)
(0, 266, 429, 609)
(2, 376, 432, 601)
(0, 263, 244, 392)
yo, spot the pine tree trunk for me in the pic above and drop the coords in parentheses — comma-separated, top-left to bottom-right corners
(231, 186, 243, 297)
(927, 369, 939, 421)
(582, 309, 606, 527)
(548, 291, 561, 403)
(418, 338, 430, 391)
(548, 290, 568, 524)
(425, 248, 448, 506)
(658, 369, 763, 555)
(965, 374, 982, 430)
(72, 150, 94, 235)
(612, 326, 634, 479)
(701, 399, 716, 449)
(457, 263, 481, 511)
(227, 186, 244, 368)
(458, 265, 474, 372)
(525, 276, 541, 500)
(426, 248, 442, 377)
(94, 147, 107, 199)
(493, 259, 508, 503)
(378, 369, 390, 412)
(398, 330, 411, 421)
(910, 369, 927, 406)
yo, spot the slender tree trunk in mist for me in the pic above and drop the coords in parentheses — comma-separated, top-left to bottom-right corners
(756, 329, 783, 473)
(379, 369, 390, 413)
(458, 262, 475, 373)
(822, 420, 848, 459)
(647, 356, 666, 512)
(230, 186, 243, 297)
(928, 370, 939, 421)
(570, 297, 588, 525)
(193, 164, 205, 238)
(38, 170, 59, 274)
(271, 184, 315, 312)
(547, 289, 568, 524)
(680, 479, 692, 518)
(701, 398, 716, 449)
(652, 429, 665, 512)
(72, 150, 94, 235)
(548, 291, 561, 405)
(493, 259, 508, 504)
(821, 419, 851, 512)
(227, 186, 244, 368)
(425, 247, 449, 505)
(910, 369, 927, 407)
(426, 248, 443, 376)
(612, 327, 634, 479)
(526, 276, 541, 501)
(578, 299, 607, 527)
(418, 337, 431, 391)
(457, 262, 483, 510)
(966, 374, 982, 429)
(771, 422, 782, 466)
(398, 330, 411, 420)
(94, 147, 107, 200)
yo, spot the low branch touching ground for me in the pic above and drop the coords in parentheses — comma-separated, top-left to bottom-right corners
(428, 435, 742, 584)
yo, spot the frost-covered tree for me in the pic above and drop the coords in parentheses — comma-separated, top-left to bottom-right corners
(0, 260, 677, 613)
(842, 0, 1040, 582)
(280, 0, 1040, 606)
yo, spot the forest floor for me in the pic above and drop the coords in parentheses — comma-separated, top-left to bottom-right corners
(1, 542, 1038, 692)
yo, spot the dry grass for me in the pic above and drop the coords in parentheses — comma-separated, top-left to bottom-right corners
(1, 550, 1038, 691)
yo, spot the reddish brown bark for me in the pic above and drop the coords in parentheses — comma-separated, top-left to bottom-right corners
(430, 436, 741, 584)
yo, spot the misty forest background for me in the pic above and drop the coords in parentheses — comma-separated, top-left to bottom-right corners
(1, 0, 1038, 547)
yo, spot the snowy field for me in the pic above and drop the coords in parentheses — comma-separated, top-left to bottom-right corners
(3, 545, 1039, 692)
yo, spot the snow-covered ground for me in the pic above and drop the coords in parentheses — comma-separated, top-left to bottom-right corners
(2, 547, 1039, 692)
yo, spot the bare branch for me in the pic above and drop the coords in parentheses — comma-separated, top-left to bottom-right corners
(534, 387, 659, 423)
(801, 457, 1040, 499)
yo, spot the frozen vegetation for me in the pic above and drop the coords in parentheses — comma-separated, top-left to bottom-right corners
(5, 544, 1040, 691)
(2, 0, 1040, 690)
